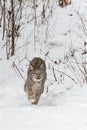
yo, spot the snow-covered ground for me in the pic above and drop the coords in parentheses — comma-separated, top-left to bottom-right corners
(0, 0, 87, 130)
(0, 72, 87, 130)
(0, 61, 87, 130)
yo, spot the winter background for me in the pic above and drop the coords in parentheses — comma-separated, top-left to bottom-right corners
(0, 0, 87, 130)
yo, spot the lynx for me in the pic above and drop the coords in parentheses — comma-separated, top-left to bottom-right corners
(24, 57, 47, 105)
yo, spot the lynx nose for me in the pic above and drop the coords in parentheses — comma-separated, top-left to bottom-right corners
(36, 75, 41, 79)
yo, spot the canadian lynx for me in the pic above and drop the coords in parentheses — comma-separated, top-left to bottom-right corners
(24, 57, 47, 105)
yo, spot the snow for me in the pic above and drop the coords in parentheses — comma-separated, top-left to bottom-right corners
(0, 79, 87, 130)
(0, 0, 87, 130)
(0, 61, 87, 130)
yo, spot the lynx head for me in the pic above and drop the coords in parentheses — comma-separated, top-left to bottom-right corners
(29, 57, 46, 71)
(29, 57, 46, 82)
(31, 69, 45, 82)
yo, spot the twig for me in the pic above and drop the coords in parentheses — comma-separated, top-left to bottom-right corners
(13, 62, 25, 80)
(77, 12, 87, 36)
(52, 66, 57, 81)
(48, 68, 77, 84)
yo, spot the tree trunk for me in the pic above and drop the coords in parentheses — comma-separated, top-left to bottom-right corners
(11, 0, 15, 56)
(59, 0, 71, 7)
(2, 0, 5, 40)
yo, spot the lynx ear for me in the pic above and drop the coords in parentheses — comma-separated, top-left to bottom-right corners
(40, 63, 44, 69)
(29, 64, 33, 71)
